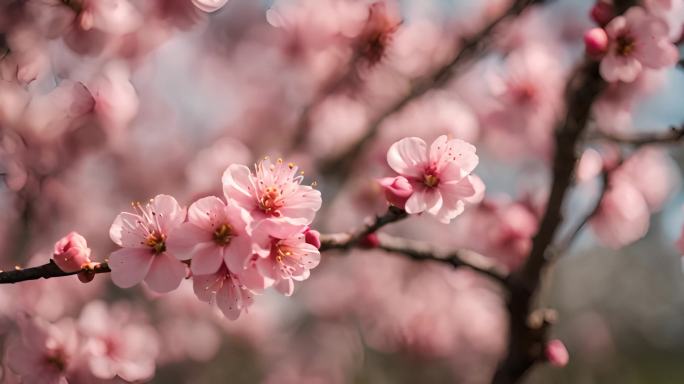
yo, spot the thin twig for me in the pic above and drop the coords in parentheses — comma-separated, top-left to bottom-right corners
(319, 206, 408, 251)
(590, 124, 684, 147)
(0, 260, 110, 284)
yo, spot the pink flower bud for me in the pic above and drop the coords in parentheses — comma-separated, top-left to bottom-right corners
(360, 233, 380, 248)
(584, 28, 608, 58)
(304, 228, 321, 249)
(590, 1, 614, 26)
(53, 232, 92, 273)
(545, 339, 570, 367)
(378, 176, 413, 209)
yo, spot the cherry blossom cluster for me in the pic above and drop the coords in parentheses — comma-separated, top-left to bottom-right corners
(584, 1, 681, 82)
(6, 302, 158, 383)
(107, 158, 322, 319)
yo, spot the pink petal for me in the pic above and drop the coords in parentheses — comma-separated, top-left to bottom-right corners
(188, 196, 227, 232)
(109, 212, 146, 248)
(404, 189, 429, 214)
(151, 194, 185, 234)
(192, 273, 220, 303)
(189, 243, 224, 275)
(223, 235, 253, 272)
(109, 248, 153, 289)
(600, 53, 642, 83)
(274, 278, 294, 296)
(222, 164, 257, 211)
(387, 137, 428, 178)
(165, 223, 212, 260)
(238, 264, 273, 291)
(144, 253, 186, 293)
(216, 282, 242, 320)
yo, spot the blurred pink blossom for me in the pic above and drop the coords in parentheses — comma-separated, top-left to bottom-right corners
(591, 178, 650, 249)
(545, 339, 570, 367)
(5, 313, 81, 384)
(78, 301, 159, 381)
(599, 6, 678, 82)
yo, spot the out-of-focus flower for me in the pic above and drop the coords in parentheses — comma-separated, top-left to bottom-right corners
(191, 0, 229, 13)
(378, 176, 413, 209)
(88, 63, 139, 134)
(545, 339, 570, 367)
(590, 178, 650, 249)
(599, 6, 678, 83)
(193, 264, 254, 320)
(167, 196, 253, 274)
(223, 158, 322, 226)
(53, 232, 92, 273)
(78, 0, 142, 35)
(78, 301, 159, 382)
(253, 220, 321, 296)
(108, 194, 188, 293)
(5, 313, 81, 384)
(591, 1, 615, 26)
(584, 28, 609, 57)
(613, 147, 680, 212)
(385, 135, 483, 223)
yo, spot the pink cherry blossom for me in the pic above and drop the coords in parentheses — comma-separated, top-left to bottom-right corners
(78, 301, 159, 382)
(78, 0, 142, 35)
(108, 194, 188, 293)
(386, 135, 484, 223)
(222, 158, 322, 225)
(590, 179, 650, 249)
(5, 313, 80, 384)
(599, 6, 678, 83)
(192, 0, 229, 13)
(192, 264, 255, 320)
(166, 196, 253, 275)
(252, 220, 321, 296)
(53, 232, 92, 273)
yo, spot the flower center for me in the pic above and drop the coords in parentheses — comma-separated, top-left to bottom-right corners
(213, 223, 233, 246)
(423, 173, 439, 188)
(259, 186, 284, 215)
(275, 245, 293, 264)
(145, 232, 166, 254)
(616, 34, 635, 57)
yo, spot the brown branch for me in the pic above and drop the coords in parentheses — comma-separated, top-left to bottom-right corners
(319, 0, 545, 182)
(0, 260, 110, 284)
(492, 58, 607, 384)
(590, 124, 684, 147)
(319, 205, 408, 251)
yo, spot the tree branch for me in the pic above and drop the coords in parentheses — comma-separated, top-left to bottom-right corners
(0, 260, 110, 284)
(492, 58, 606, 384)
(319, 205, 408, 251)
(319, 0, 545, 182)
(590, 124, 684, 147)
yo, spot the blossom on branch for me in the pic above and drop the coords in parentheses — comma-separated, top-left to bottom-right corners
(385, 135, 484, 223)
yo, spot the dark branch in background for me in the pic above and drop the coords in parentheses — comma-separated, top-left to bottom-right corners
(492, 58, 606, 384)
(591, 124, 684, 147)
(0, 260, 110, 284)
(319, 0, 545, 183)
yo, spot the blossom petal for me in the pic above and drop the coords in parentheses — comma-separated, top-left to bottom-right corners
(222, 164, 256, 211)
(165, 223, 212, 260)
(144, 253, 186, 293)
(151, 194, 185, 234)
(109, 248, 153, 289)
(387, 137, 428, 178)
(188, 196, 227, 232)
(189, 243, 224, 275)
